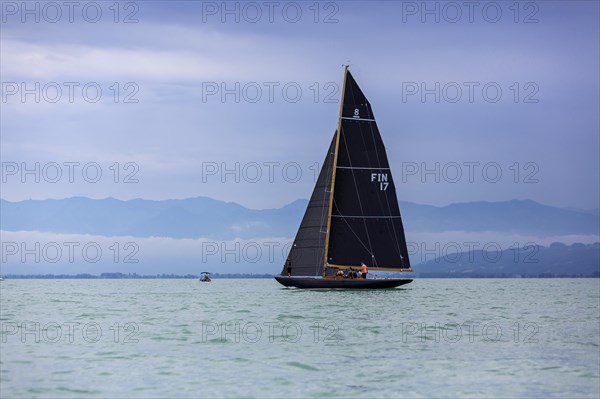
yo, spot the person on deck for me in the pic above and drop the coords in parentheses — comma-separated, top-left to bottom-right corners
(336, 270, 344, 277)
(346, 268, 355, 279)
(286, 259, 292, 276)
(361, 262, 368, 279)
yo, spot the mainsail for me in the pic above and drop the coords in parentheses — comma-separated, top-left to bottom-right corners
(282, 67, 411, 277)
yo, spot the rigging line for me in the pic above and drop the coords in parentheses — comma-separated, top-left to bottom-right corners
(350, 118, 381, 268)
(347, 76, 401, 263)
(354, 86, 402, 261)
(365, 117, 404, 260)
(358, 98, 402, 259)
(340, 121, 375, 258)
(350, 97, 384, 263)
(343, 80, 376, 259)
(332, 197, 373, 256)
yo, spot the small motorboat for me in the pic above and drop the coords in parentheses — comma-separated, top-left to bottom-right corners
(199, 272, 211, 282)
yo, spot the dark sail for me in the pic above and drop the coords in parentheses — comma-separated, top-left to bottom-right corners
(281, 132, 336, 276)
(327, 71, 411, 270)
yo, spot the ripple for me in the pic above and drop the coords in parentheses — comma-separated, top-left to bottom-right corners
(56, 386, 100, 394)
(1, 279, 598, 398)
(286, 361, 320, 372)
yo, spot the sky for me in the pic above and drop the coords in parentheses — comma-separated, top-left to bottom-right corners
(1, 1, 599, 275)
(1, 0, 599, 210)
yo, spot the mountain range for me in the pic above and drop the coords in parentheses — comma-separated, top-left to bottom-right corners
(417, 242, 600, 277)
(1, 197, 598, 239)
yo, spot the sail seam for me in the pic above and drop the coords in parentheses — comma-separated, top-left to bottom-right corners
(343, 80, 376, 264)
(341, 117, 376, 122)
(333, 197, 374, 256)
(340, 118, 375, 261)
(331, 215, 402, 219)
(363, 115, 405, 264)
(336, 166, 390, 170)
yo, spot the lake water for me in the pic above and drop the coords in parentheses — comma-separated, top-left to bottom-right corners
(1, 279, 598, 398)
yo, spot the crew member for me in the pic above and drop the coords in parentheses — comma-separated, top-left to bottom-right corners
(361, 262, 368, 279)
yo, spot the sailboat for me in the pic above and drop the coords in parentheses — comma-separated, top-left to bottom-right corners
(274, 66, 414, 289)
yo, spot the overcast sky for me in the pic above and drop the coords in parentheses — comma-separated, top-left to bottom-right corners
(1, 0, 599, 210)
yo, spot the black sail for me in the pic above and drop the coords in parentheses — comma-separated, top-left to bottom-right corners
(282, 68, 411, 277)
(281, 132, 336, 276)
(327, 71, 411, 270)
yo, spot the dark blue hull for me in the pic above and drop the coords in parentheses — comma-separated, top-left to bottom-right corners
(274, 276, 412, 289)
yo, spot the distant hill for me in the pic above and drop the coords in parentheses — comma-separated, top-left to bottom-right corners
(562, 207, 600, 216)
(0, 197, 306, 239)
(1, 197, 598, 239)
(416, 242, 600, 277)
(3, 243, 598, 278)
(400, 200, 600, 236)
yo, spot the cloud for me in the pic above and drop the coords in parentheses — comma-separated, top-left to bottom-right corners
(1, 22, 334, 83)
(2, 38, 235, 82)
(1, 2, 598, 209)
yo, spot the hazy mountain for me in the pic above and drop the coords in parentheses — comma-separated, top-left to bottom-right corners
(417, 242, 600, 277)
(1, 197, 598, 239)
(0, 197, 307, 239)
(561, 207, 600, 216)
(400, 200, 600, 236)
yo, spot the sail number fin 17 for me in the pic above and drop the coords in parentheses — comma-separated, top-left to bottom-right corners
(371, 173, 389, 191)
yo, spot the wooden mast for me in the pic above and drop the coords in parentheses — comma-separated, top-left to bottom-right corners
(322, 65, 348, 277)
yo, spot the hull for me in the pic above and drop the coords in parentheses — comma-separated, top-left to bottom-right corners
(274, 276, 412, 289)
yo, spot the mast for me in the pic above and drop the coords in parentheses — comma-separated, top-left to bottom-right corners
(322, 65, 348, 276)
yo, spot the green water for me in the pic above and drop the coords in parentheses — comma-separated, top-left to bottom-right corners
(1, 279, 598, 398)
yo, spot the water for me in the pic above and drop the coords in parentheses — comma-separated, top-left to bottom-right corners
(1, 279, 598, 398)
